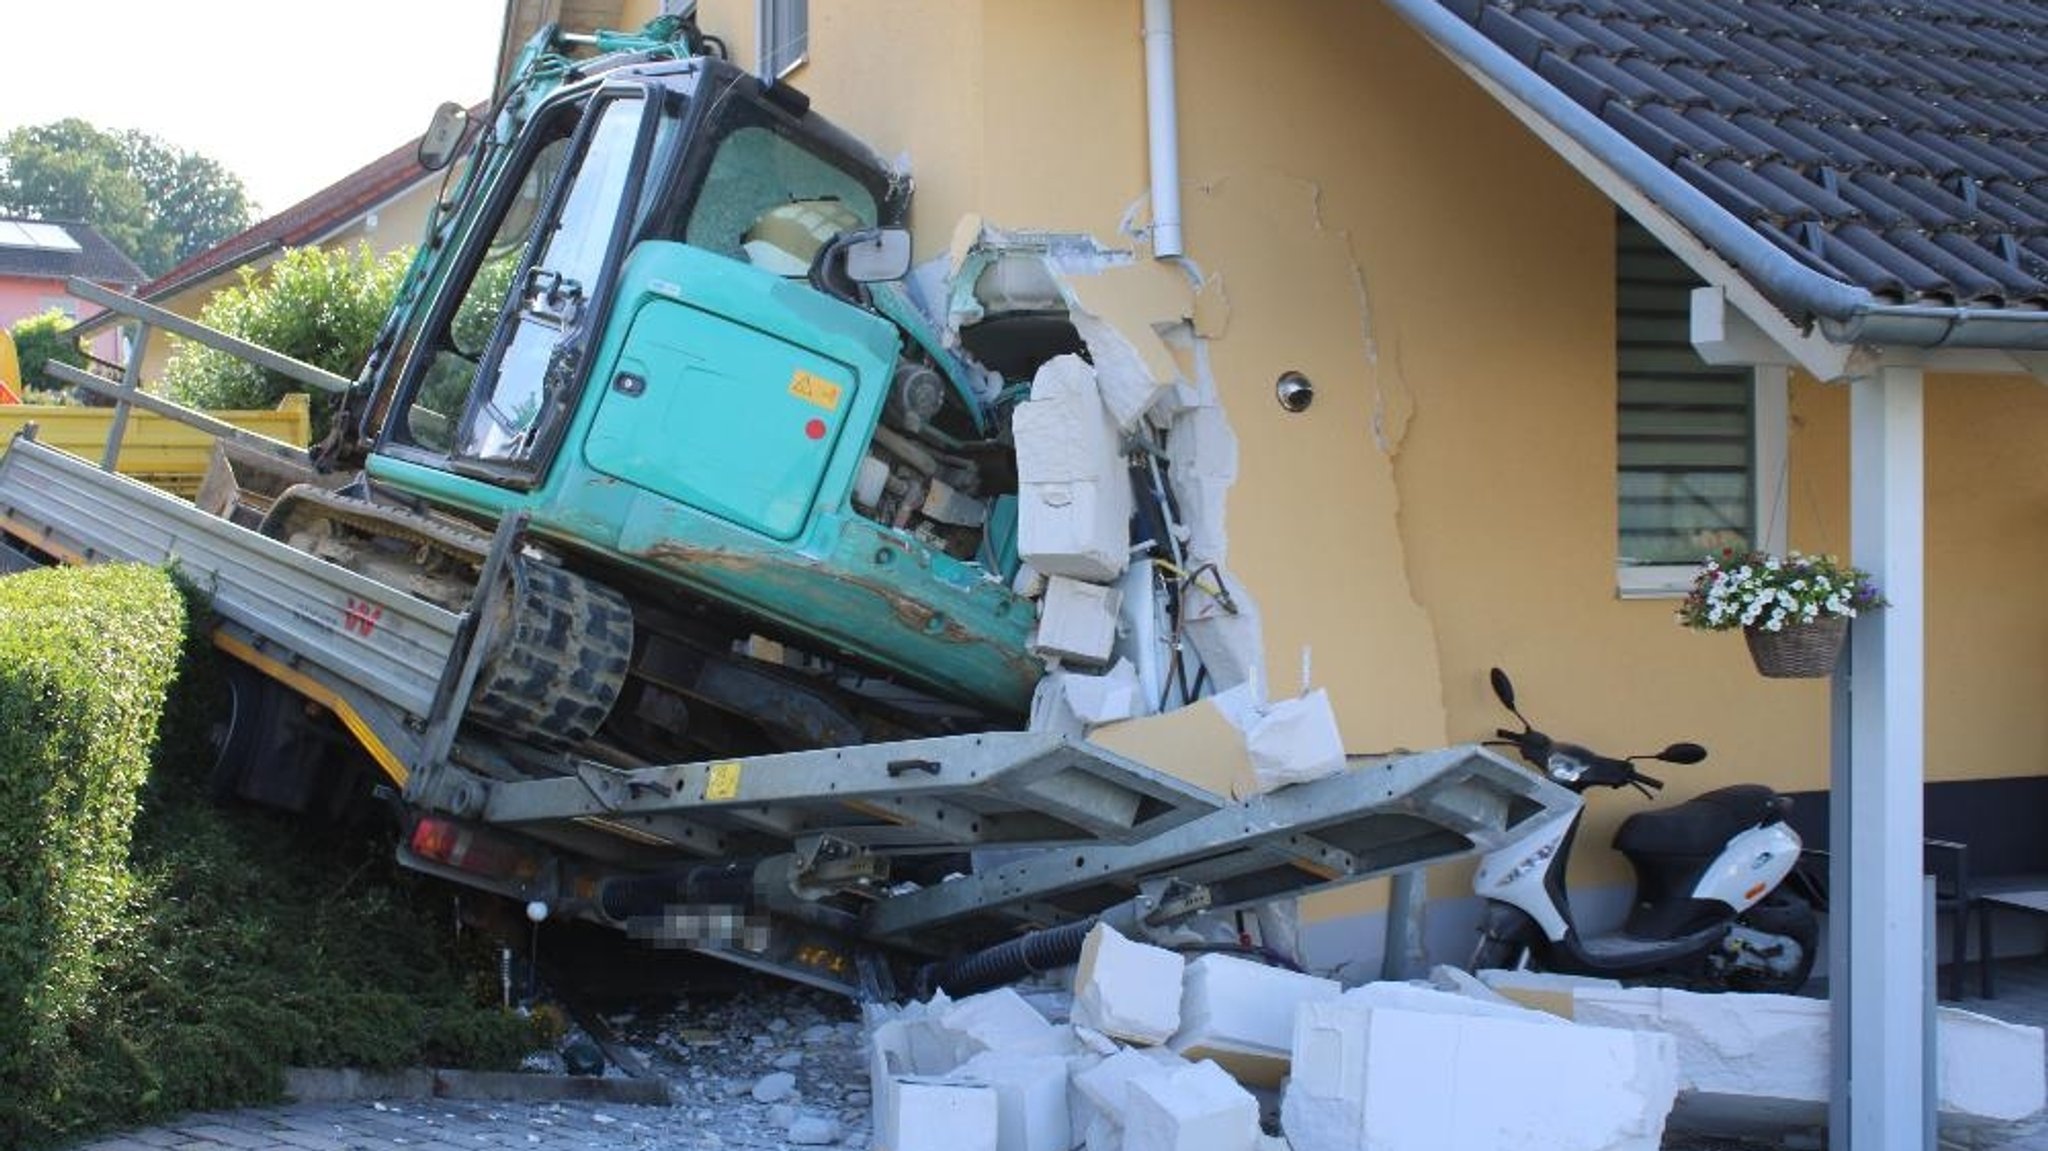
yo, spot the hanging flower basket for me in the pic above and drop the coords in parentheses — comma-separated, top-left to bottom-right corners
(1743, 615, 1849, 679)
(1677, 550, 1884, 679)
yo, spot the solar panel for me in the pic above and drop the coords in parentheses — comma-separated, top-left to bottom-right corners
(0, 221, 82, 252)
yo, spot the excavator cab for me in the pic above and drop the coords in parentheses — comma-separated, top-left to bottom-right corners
(280, 52, 1040, 766)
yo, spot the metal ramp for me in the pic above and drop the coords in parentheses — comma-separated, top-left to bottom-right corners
(861, 743, 1565, 953)
(473, 731, 1227, 859)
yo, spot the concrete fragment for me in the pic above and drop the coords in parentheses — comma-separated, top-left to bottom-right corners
(955, 1051, 1073, 1151)
(1243, 689, 1345, 793)
(1282, 999, 1677, 1151)
(788, 1114, 842, 1145)
(1571, 986, 2046, 1133)
(1072, 923, 1185, 1045)
(752, 1071, 797, 1103)
(877, 1076, 1000, 1151)
(1014, 355, 1132, 582)
(1167, 954, 1340, 1087)
(1124, 1059, 1261, 1151)
(1033, 575, 1123, 666)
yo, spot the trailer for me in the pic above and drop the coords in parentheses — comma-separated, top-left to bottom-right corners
(0, 415, 1570, 995)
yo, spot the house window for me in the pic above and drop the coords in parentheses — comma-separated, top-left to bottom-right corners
(756, 0, 808, 80)
(1615, 215, 1785, 597)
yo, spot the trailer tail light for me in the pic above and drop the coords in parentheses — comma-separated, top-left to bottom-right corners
(408, 817, 541, 882)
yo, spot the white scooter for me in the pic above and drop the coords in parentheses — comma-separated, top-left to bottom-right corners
(1470, 668, 1819, 991)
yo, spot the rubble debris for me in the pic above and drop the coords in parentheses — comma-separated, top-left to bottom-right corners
(1072, 924, 1186, 1044)
(1570, 986, 2046, 1134)
(1167, 954, 1340, 1086)
(750, 1071, 796, 1103)
(1282, 998, 1677, 1151)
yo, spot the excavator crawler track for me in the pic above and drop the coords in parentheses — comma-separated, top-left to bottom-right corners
(471, 558, 634, 748)
(263, 483, 633, 748)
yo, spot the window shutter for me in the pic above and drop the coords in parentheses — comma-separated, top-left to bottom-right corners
(1617, 217, 1756, 566)
(758, 0, 809, 80)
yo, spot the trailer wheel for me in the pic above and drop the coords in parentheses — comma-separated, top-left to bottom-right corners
(468, 558, 633, 748)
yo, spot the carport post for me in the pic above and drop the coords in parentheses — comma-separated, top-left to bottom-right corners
(1830, 363, 1928, 1151)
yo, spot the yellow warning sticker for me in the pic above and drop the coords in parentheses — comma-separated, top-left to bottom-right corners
(704, 761, 742, 801)
(788, 370, 842, 411)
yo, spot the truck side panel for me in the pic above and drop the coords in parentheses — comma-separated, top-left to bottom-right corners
(0, 435, 462, 724)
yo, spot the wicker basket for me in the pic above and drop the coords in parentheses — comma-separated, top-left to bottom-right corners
(1743, 616, 1849, 679)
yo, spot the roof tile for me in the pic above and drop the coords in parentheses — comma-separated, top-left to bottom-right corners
(1440, 0, 2048, 315)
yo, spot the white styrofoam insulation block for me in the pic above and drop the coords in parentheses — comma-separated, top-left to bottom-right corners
(1168, 954, 1341, 1087)
(1033, 575, 1123, 666)
(954, 1051, 1073, 1151)
(1072, 308, 1175, 433)
(1474, 968, 1625, 1020)
(940, 987, 1076, 1064)
(1244, 688, 1347, 793)
(1072, 923, 1186, 1045)
(1571, 986, 2046, 1130)
(1014, 354, 1131, 583)
(877, 1076, 1001, 1151)
(1281, 999, 1678, 1151)
(1338, 979, 1569, 1026)
(1124, 1058, 1261, 1151)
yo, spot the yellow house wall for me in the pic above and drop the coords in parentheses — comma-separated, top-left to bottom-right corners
(583, 1, 2048, 911)
(137, 178, 441, 386)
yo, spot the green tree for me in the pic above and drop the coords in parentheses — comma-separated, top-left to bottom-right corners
(7, 310, 87, 396)
(163, 245, 407, 437)
(0, 120, 252, 277)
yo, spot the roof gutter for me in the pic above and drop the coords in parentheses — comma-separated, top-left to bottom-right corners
(1379, 0, 2048, 354)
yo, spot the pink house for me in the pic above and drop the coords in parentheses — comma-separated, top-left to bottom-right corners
(0, 217, 145, 368)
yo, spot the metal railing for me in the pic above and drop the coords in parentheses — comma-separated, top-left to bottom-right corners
(57, 276, 352, 471)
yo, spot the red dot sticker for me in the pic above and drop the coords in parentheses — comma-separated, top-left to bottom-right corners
(804, 418, 827, 440)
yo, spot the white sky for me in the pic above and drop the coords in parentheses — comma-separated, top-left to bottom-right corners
(0, 0, 505, 217)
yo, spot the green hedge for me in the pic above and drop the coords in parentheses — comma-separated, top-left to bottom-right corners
(0, 564, 184, 1145)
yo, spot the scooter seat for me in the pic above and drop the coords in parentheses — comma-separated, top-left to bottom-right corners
(1613, 784, 1786, 858)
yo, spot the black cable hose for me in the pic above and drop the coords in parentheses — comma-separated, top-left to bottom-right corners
(920, 920, 1095, 998)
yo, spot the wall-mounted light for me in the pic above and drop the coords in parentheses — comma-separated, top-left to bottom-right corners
(1276, 370, 1315, 413)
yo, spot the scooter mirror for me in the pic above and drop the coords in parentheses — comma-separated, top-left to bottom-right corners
(1488, 667, 1516, 711)
(1656, 742, 1708, 765)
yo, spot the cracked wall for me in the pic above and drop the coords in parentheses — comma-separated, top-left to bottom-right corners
(691, 0, 2048, 906)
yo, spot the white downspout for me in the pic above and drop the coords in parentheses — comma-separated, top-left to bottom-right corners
(1143, 0, 1184, 259)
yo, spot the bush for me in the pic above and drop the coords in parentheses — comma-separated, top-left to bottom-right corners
(0, 564, 184, 1146)
(0, 569, 534, 1148)
(7, 309, 88, 396)
(163, 244, 407, 438)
